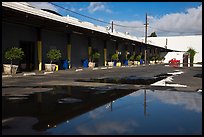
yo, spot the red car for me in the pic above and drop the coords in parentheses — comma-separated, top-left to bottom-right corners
(169, 58, 180, 68)
(169, 58, 180, 64)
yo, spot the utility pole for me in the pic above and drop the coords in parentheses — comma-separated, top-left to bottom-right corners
(145, 13, 148, 44)
(111, 21, 113, 33)
(144, 13, 148, 64)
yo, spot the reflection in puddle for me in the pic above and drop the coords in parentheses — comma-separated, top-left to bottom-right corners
(58, 98, 82, 104)
(151, 70, 187, 87)
(76, 75, 171, 85)
(2, 86, 202, 135)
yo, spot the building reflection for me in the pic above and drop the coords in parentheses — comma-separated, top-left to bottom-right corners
(106, 101, 114, 111)
(2, 86, 134, 131)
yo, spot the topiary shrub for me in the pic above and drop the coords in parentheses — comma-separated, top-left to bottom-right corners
(5, 47, 24, 66)
(46, 49, 62, 64)
(111, 53, 118, 61)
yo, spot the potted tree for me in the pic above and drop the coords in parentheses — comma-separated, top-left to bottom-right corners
(150, 56, 156, 64)
(111, 53, 118, 66)
(45, 49, 62, 71)
(107, 53, 116, 67)
(129, 54, 135, 65)
(135, 54, 141, 65)
(89, 51, 100, 68)
(4, 47, 24, 74)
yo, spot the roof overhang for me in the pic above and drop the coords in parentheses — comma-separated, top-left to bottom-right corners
(2, 2, 172, 51)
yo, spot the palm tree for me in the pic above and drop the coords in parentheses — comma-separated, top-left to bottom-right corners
(187, 47, 196, 67)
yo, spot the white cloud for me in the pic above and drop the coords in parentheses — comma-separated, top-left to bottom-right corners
(79, 8, 84, 12)
(150, 5, 202, 35)
(76, 120, 138, 135)
(28, 2, 58, 12)
(70, 7, 76, 12)
(88, 2, 112, 13)
(151, 90, 202, 113)
(112, 20, 145, 37)
(113, 5, 202, 37)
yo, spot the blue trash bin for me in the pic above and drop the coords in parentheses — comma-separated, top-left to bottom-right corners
(124, 60, 128, 66)
(62, 59, 68, 70)
(113, 60, 117, 66)
(82, 59, 88, 68)
(140, 59, 143, 65)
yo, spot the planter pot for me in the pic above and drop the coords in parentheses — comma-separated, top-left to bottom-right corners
(88, 62, 95, 68)
(116, 62, 121, 67)
(45, 64, 56, 71)
(128, 61, 133, 66)
(134, 61, 139, 65)
(108, 62, 114, 67)
(3, 64, 18, 74)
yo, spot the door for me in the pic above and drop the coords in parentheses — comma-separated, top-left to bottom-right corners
(19, 41, 35, 71)
(183, 53, 189, 67)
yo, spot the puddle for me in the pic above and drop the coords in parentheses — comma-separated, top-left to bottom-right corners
(2, 86, 134, 133)
(76, 74, 173, 85)
(194, 73, 202, 78)
(151, 70, 187, 87)
(2, 86, 202, 135)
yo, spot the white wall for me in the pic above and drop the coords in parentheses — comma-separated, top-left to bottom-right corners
(141, 35, 202, 63)
(163, 52, 185, 63)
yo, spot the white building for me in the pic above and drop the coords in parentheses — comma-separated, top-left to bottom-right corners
(140, 35, 202, 64)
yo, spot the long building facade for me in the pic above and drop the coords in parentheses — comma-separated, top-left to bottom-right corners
(2, 2, 171, 71)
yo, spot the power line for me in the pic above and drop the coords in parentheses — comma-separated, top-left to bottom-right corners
(49, 2, 144, 29)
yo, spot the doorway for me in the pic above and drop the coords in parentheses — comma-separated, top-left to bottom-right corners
(183, 53, 189, 67)
(19, 41, 35, 71)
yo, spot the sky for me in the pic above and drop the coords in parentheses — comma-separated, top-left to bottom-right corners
(28, 2, 202, 37)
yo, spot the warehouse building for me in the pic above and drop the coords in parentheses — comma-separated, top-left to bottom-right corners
(2, 2, 172, 71)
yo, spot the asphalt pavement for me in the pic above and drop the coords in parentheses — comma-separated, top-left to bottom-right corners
(2, 64, 202, 95)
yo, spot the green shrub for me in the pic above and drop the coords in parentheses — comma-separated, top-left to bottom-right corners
(129, 54, 135, 61)
(5, 47, 24, 65)
(135, 54, 141, 61)
(187, 47, 196, 66)
(111, 53, 118, 61)
(92, 51, 100, 62)
(47, 49, 62, 64)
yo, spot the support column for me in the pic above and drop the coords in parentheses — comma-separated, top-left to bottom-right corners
(104, 40, 107, 66)
(67, 34, 71, 68)
(125, 44, 128, 60)
(145, 49, 147, 64)
(37, 28, 42, 71)
(88, 38, 92, 62)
